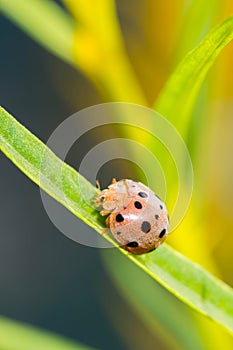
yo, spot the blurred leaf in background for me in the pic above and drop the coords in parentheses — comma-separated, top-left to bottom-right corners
(0, 316, 94, 350)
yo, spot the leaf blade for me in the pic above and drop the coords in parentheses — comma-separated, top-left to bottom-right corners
(133, 244, 233, 333)
(103, 249, 209, 350)
(0, 107, 99, 231)
(1, 106, 233, 334)
(155, 16, 233, 138)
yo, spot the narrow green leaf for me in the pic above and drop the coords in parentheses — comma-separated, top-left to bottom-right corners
(131, 244, 233, 334)
(174, 0, 221, 63)
(0, 316, 95, 350)
(103, 249, 208, 350)
(1, 107, 233, 334)
(155, 16, 233, 138)
(0, 107, 100, 232)
(0, 0, 75, 65)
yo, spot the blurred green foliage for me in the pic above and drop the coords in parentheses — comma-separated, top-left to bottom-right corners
(0, 316, 94, 350)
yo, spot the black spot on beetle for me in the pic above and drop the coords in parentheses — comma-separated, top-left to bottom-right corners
(159, 228, 166, 238)
(100, 196, 105, 202)
(138, 192, 148, 198)
(116, 213, 124, 222)
(155, 214, 159, 220)
(141, 221, 151, 233)
(134, 201, 142, 209)
(117, 231, 121, 235)
(127, 241, 138, 248)
(160, 205, 163, 210)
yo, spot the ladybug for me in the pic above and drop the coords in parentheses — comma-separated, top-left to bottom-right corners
(94, 179, 169, 255)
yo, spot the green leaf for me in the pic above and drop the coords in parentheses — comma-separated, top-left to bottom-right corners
(133, 244, 233, 335)
(0, 0, 75, 65)
(1, 106, 233, 334)
(155, 16, 233, 138)
(174, 0, 221, 63)
(0, 316, 95, 350)
(103, 249, 208, 350)
(0, 107, 101, 232)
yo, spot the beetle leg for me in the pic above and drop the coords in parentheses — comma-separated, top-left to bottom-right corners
(100, 228, 109, 236)
(100, 209, 110, 216)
